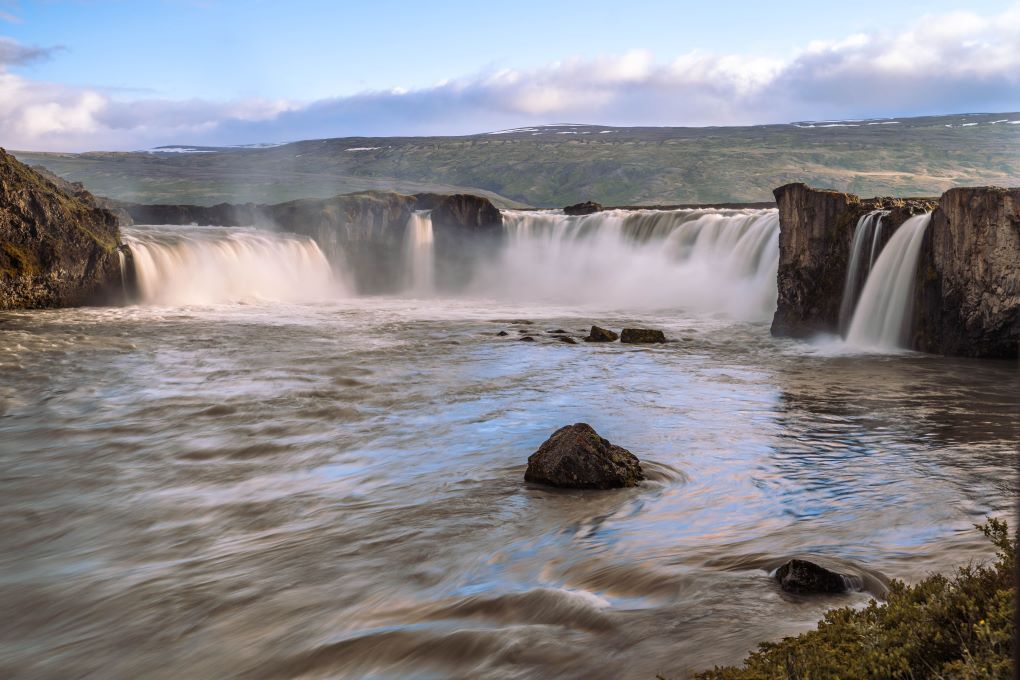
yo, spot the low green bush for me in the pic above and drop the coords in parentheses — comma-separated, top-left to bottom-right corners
(696, 520, 1015, 679)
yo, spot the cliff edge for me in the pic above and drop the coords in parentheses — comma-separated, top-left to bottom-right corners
(1, 149, 124, 310)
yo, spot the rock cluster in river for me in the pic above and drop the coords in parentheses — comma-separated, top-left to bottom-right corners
(1, 149, 124, 309)
(621, 328, 667, 343)
(525, 423, 644, 489)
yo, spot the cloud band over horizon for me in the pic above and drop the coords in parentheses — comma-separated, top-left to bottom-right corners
(2, 4, 1020, 151)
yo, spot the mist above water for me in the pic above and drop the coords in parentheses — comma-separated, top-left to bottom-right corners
(474, 208, 780, 318)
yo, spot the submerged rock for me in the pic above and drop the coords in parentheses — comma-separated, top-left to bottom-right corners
(564, 201, 603, 216)
(620, 328, 667, 344)
(558, 336, 578, 344)
(519, 335, 536, 342)
(496, 330, 509, 336)
(524, 423, 644, 489)
(775, 559, 856, 594)
(584, 325, 619, 342)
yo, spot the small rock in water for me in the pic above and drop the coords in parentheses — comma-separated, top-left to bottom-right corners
(620, 328, 667, 344)
(519, 336, 536, 342)
(584, 325, 619, 342)
(558, 336, 578, 344)
(525, 423, 644, 489)
(563, 201, 603, 215)
(496, 331, 509, 336)
(547, 329, 569, 334)
(775, 559, 854, 594)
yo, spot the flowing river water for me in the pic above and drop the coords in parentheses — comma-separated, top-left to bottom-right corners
(1, 214, 1017, 679)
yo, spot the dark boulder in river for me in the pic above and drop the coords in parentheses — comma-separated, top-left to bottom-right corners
(1, 149, 124, 309)
(564, 201, 603, 215)
(525, 423, 644, 489)
(584, 325, 619, 342)
(620, 328, 667, 343)
(775, 559, 858, 594)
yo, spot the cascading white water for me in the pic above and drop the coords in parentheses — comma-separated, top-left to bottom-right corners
(845, 213, 932, 350)
(124, 225, 339, 305)
(404, 211, 435, 294)
(476, 208, 780, 319)
(838, 210, 889, 336)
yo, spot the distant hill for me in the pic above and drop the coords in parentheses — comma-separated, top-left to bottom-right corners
(12, 112, 1020, 208)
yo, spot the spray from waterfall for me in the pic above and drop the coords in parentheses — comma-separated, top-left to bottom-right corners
(476, 208, 780, 319)
(838, 210, 889, 336)
(846, 213, 932, 350)
(404, 211, 435, 295)
(123, 226, 339, 306)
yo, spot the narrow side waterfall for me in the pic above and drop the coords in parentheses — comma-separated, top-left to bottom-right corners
(123, 225, 339, 305)
(838, 210, 888, 336)
(404, 211, 435, 294)
(480, 208, 780, 319)
(846, 214, 932, 349)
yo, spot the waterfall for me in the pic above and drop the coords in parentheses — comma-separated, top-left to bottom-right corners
(845, 213, 932, 349)
(123, 225, 339, 305)
(838, 210, 889, 336)
(477, 208, 780, 319)
(404, 211, 435, 294)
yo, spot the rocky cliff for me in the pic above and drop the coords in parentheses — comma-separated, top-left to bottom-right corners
(771, 183, 935, 338)
(1, 149, 124, 309)
(772, 182, 1017, 358)
(121, 191, 503, 293)
(912, 187, 1020, 358)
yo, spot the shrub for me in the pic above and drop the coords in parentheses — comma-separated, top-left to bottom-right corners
(696, 520, 1016, 679)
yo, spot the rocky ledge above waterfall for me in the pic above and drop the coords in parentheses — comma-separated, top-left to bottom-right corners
(0, 149, 124, 310)
(772, 182, 1018, 358)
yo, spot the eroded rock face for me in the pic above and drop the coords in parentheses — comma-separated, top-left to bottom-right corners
(564, 201, 603, 215)
(429, 193, 503, 291)
(584, 325, 619, 342)
(1, 149, 124, 309)
(775, 559, 858, 594)
(620, 328, 666, 343)
(913, 187, 1020, 358)
(524, 423, 644, 489)
(771, 183, 936, 339)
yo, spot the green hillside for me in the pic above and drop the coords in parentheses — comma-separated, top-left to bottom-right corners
(12, 112, 1020, 208)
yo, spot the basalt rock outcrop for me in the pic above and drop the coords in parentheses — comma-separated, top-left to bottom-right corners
(524, 423, 644, 489)
(121, 190, 503, 294)
(564, 201, 603, 215)
(1, 149, 124, 309)
(912, 187, 1020, 358)
(428, 193, 504, 291)
(772, 183, 1018, 357)
(771, 183, 935, 339)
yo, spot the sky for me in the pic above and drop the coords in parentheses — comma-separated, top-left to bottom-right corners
(1, 0, 1019, 151)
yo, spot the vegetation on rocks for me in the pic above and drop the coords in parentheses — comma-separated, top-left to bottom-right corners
(695, 520, 1016, 679)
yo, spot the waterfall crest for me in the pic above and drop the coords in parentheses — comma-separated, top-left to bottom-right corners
(124, 226, 338, 305)
(845, 214, 932, 349)
(482, 208, 780, 319)
(838, 210, 888, 336)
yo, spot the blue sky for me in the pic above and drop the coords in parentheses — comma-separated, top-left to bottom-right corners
(2, 0, 1019, 150)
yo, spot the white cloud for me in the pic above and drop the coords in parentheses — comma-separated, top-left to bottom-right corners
(2, 3, 1020, 151)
